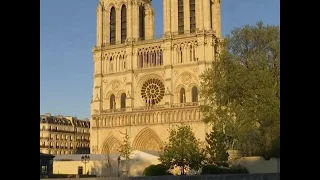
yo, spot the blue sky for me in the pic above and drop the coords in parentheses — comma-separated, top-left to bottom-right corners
(40, 0, 280, 119)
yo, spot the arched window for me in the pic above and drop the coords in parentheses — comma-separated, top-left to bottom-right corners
(110, 7, 116, 45)
(159, 50, 163, 65)
(139, 53, 143, 68)
(180, 88, 186, 103)
(189, 0, 196, 33)
(109, 57, 114, 72)
(121, 93, 126, 109)
(121, 5, 127, 43)
(192, 86, 198, 102)
(139, 6, 145, 40)
(179, 47, 183, 63)
(178, 0, 184, 34)
(110, 94, 115, 109)
(190, 47, 193, 62)
(122, 55, 126, 70)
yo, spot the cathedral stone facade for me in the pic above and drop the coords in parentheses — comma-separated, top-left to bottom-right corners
(90, 0, 222, 155)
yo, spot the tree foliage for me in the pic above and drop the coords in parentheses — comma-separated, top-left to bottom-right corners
(200, 21, 280, 158)
(143, 164, 173, 176)
(159, 125, 205, 175)
(118, 129, 131, 160)
(205, 126, 229, 165)
(118, 129, 131, 176)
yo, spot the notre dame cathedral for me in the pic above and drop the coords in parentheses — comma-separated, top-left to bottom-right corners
(90, 0, 222, 155)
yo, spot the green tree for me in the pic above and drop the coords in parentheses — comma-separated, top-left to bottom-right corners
(143, 164, 173, 176)
(200, 21, 280, 158)
(159, 125, 205, 175)
(205, 126, 229, 166)
(118, 129, 131, 176)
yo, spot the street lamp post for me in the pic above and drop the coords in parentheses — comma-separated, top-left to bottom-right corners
(117, 156, 121, 177)
(81, 155, 90, 175)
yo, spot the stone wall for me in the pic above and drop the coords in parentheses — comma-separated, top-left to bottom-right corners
(41, 173, 280, 180)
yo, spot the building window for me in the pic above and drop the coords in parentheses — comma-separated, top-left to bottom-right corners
(180, 88, 186, 103)
(189, 0, 196, 33)
(110, 7, 116, 45)
(121, 93, 126, 109)
(41, 166, 48, 175)
(141, 78, 165, 105)
(178, 0, 184, 34)
(109, 57, 114, 72)
(178, 47, 183, 63)
(139, 5, 145, 40)
(192, 86, 198, 102)
(121, 5, 127, 43)
(110, 94, 116, 109)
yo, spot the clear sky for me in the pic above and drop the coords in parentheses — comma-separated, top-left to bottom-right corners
(40, 0, 280, 119)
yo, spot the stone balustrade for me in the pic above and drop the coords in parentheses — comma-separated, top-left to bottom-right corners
(92, 102, 201, 128)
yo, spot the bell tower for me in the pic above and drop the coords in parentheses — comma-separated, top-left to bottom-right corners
(163, 0, 221, 37)
(96, 0, 155, 46)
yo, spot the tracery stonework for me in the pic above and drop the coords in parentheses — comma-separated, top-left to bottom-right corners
(112, 81, 120, 91)
(90, 0, 222, 154)
(182, 74, 192, 85)
(141, 78, 165, 104)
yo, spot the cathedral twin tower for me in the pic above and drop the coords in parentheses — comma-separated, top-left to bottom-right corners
(95, 0, 221, 47)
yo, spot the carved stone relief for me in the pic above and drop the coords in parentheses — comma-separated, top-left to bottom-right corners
(112, 81, 120, 92)
(193, 68, 199, 73)
(182, 74, 192, 85)
(174, 70, 180, 76)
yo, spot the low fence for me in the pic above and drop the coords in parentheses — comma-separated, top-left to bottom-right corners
(41, 173, 280, 180)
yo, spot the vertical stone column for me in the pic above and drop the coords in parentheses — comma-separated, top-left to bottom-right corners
(195, 0, 200, 31)
(96, 4, 102, 46)
(132, 48, 138, 69)
(104, 8, 110, 45)
(127, 2, 133, 41)
(126, 47, 132, 70)
(212, 0, 222, 37)
(184, 0, 190, 33)
(105, 57, 109, 74)
(144, 6, 150, 39)
(171, 0, 178, 33)
(149, 8, 154, 39)
(203, 0, 211, 30)
(163, 0, 171, 34)
(133, 2, 140, 39)
(196, 0, 204, 31)
(116, 7, 121, 43)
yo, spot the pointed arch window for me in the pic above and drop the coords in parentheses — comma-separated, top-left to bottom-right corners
(189, 0, 196, 33)
(139, 6, 145, 40)
(110, 94, 115, 109)
(180, 88, 186, 103)
(178, 0, 184, 35)
(110, 7, 116, 45)
(191, 86, 198, 102)
(139, 52, 143, 68)
(109, 57, 114, 72)
(121, 5, 127, 43)
(121, 93, 126, 109)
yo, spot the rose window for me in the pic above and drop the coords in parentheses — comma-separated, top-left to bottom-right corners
(141, 78, 165, 104)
